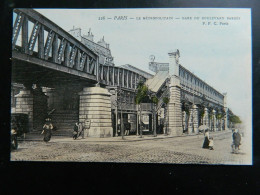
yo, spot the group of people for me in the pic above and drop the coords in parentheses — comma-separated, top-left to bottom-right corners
(41, 118, 89, 143)
(117, 122, 131, 136)
(40, 118, 243, 153)
(202, 130, 214, 150)
(231, 129, 241, 154)
(202, 128, 242, 154)
(72, 122, 85, 140)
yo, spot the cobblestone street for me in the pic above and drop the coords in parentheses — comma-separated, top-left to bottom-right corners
(11, 131, 252, 165)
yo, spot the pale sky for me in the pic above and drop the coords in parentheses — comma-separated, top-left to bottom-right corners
(33, 8, 252, 126)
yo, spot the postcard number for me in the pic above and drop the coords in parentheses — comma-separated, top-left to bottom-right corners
(98, 16, 105, 20)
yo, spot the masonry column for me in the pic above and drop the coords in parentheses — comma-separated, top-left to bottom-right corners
(13, 85, 48, 131)
(168, 50, 182, 136)
(14, 88, 34, 131)
(182, 111, 186, 132)
(188, 107, 193, 134)
(192, 105, 199, 134)
(203, 107, 209, 126)
(216, 118, 219, 131)
(212, 109, 217, 131)
(220, 118, 223, 131)
(78, 86, 113, 137)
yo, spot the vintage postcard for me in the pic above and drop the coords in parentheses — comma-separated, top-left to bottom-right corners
(11, 8, 252, 165)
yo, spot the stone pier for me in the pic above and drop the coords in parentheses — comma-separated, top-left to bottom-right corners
(79, 87, 113, 137)
(168, 76, 183, 136)
(203, 107, 209, 126)
(14, 87, 48, 131)
(220, 118, 224, 131)
(213, 109, 217, 131)
(14, 89, 34, 131)
(182, 111, 187, 131)
(168, 50, 183, 136)
(188, 107, 193, 134)
(192, 105, 199, 134)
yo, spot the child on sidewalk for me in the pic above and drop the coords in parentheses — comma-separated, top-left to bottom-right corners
(209, 137, 214, 150)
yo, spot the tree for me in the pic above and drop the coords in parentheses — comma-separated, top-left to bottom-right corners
(151, 96, 159, 105)
(229, 115, 242, 124)
(227, 109, 242, 128)
(135, 82, 159, 137)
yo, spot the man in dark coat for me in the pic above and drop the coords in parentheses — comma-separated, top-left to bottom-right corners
(232, 129, 241, 154)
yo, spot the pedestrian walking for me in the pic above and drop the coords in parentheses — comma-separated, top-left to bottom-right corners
(41, 118, 53, 143)
(202, 129, 210, 149)
(73, 122, 79, 140)
(208, 137, 214, 150)
(232, 129, 241, 154)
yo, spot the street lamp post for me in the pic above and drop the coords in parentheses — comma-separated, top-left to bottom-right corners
(153, 102, 157, 137)
(148, 91, 157, 137)
(139, 110, 143, 138)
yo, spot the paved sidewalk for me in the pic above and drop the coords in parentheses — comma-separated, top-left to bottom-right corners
(12, 129, 251, 164)
(18, 130, 231, 143)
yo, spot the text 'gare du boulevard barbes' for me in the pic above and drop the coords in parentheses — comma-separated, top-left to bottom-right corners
(11, 9, 229, 138)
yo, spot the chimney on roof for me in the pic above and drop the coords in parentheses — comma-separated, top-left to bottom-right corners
(83, 28, 94, 41)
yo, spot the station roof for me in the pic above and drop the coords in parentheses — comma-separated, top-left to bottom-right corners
(145, 71, 169, 93)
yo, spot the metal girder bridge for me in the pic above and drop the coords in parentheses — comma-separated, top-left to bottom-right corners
(12, 8, 146, 90)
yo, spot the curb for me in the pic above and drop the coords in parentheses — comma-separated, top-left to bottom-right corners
(17, 130, 231, 143)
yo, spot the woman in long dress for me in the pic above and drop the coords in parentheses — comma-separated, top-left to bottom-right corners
(41, 118, 53, 142)
(202, 129, 210, 149)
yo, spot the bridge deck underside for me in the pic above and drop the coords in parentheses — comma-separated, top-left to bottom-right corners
(12, 59, 97, 88)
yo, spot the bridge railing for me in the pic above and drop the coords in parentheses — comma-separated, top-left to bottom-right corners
(179, 65, 224, 106)
(98, 65, 146, 89)
(12, 9, 99, 80)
